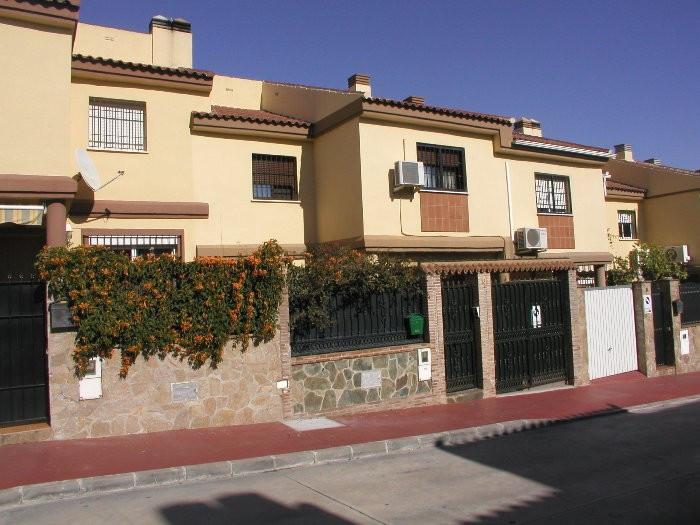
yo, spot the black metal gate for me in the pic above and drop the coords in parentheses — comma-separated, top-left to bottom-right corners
(441, 274, 480, 392)
(493, 277, 571, 393)
(0, 226, 48, 426)
(651, 281, 674, 366)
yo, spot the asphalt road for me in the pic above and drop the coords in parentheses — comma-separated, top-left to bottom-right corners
(3, 400, 700, 524)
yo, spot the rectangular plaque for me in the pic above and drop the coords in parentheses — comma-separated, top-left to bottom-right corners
(171, 381, 198, 402)
(360, 370, 381, 389)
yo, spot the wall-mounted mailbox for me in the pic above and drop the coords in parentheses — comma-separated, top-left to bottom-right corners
(406, 313, 425, 336)
(79, 358, 102, 400)
(49, 302, 76, 331)
(417, 348, 431, 381)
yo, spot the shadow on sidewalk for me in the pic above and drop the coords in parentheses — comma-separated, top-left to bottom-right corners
(159, 492, 353, 525)
(433, 400, 700, 524)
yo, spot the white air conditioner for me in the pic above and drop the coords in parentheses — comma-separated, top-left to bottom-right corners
(394, 161, 425, 189)
(666, 245, 691, 264)
(515, 227, 548, 252)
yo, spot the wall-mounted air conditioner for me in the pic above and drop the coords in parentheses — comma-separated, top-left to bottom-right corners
(666, 245, 691, 264)
(394, 161, 425, 190)
(515, 227, 548, 252)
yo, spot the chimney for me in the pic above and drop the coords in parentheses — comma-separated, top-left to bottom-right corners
(150, 15, 193, 68)
(514, 118, 542, 137)
(614, 144, 634, 161)
(403, 95, 425, 105)
(643, 158, 662, 165)
(348, 73, 371, 97)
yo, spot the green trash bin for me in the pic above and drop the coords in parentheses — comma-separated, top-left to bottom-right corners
(406, 313, 425, 336)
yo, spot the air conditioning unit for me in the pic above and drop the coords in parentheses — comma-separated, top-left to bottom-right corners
(666, 245, 691, 264)
(515, 227, 548, 252)
(394, 161, 425, 189)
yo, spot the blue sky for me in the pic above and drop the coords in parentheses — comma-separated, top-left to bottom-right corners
(80, 0, 699, 169)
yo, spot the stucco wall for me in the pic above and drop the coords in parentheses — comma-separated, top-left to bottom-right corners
(74, 23, 152, 64)
(641, 191, 700, 267)
(0, 19, 72, 176)
(190, 135, 312, 248)
(313, 118, 364, 242)
(47, 331, 285, 440)
(605, 198, 641, 259)
(357, 119, 608, 253)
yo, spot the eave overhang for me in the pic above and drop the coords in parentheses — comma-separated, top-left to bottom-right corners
(0, 0, 79, 29)
(190, 112, 311, 141)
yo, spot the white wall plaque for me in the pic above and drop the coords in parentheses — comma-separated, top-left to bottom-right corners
(171, 381, 198, 402)
(531, 304, 542, 328)
(360, 370, 381, 389)
(680, 329, 690, 355)
(643, 294, 652, 314)
(79, 357, 102, 400)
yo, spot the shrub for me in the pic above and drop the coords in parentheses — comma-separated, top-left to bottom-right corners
(607, 242, 687, 285)
(288, 244, 423, 331)
(36, 241, 289, 378)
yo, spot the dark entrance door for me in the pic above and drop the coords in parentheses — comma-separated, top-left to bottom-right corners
(441, 274, 480, 392)
(0, 225, 48, 426)
(651, 281, 674, 366)
(492, 277, 571, 393)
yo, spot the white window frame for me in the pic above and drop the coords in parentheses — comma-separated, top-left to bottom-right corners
(88, 97, 147, 152)
(618, 210, 637, 240)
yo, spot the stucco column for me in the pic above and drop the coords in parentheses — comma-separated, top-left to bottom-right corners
(278, 286, 293, 419)
(594, 265, 607, 287)
(45, 201, 67, 247)
(632, 281, 656, 377)
(565, 269, 589, 386)
(477, 272, 496, 397)
(425, 272, 447, 403)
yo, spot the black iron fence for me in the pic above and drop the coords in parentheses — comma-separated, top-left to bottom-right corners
(680, 281, 700, 325)
(291, 288, 427, 356)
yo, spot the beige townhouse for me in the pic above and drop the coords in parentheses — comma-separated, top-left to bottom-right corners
(604, 144, 699, 277)
(10, 1, 672, 441)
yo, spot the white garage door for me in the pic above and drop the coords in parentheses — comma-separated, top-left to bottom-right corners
(585, 286, 638, 380)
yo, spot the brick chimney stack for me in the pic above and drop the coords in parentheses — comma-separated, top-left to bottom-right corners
(348, 73, 371, 97)
(614, 144, 634, 161)
(514, 118, 542, 137)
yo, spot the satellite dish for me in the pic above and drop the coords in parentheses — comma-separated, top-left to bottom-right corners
(75, 149, 125, 191)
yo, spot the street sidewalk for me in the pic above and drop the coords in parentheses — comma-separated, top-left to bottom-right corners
(2, 371, 699, 491)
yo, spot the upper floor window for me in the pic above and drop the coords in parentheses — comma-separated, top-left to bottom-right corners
(535, 174, 571, 214)
(89, 98, 146, 151)
(417, 143, 466, 192)
(618, 210, 637, 240)
(252, 154, 298, 200)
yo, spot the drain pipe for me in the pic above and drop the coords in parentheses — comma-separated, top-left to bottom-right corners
(505, 161, 514, 240)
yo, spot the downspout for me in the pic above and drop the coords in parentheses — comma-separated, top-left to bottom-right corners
(505, 161, 514, 239)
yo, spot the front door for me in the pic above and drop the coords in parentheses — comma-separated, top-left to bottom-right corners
(441, 274, 480, 392)
(0, 226, 48, 426)
(651, 281, 674, 366)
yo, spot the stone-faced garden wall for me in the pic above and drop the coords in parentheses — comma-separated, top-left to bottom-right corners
(47, 331, 285, 440)
(290, 343, 434, 416)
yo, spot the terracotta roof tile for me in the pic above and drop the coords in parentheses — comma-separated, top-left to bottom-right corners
(193, 106, 311, 128)
(606, 179, 647, 194)
(512, 132, 610, 154)
(17, 0, 79, 9)
(364, 97, 514, 126)
(420, 259, 575, 275)
(72, 54, 213, 81)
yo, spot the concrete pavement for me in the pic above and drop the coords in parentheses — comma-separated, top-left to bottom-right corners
(3, 398, 699, 524)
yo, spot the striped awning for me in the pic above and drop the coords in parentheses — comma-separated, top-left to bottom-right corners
(0, 205, 44, 226)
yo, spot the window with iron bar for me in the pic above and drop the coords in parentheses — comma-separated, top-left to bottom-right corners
(86, 234, 180, 260)
(88, 98, 146, 151)
(252, 154, 298, 200)
(618, 210, 637, 240)
(417, 143, 467, 192)
(535, 174, 571, 214)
